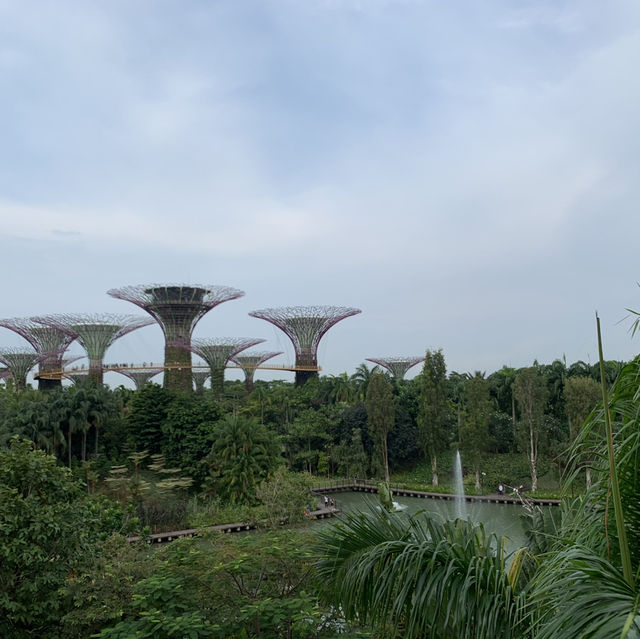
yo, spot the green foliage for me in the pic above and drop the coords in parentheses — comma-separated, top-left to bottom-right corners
(514, 367, 550, 492)
(126, 384, 176, 454)
(460, 374, 492, 475)
(564, 376, 601, 441)
(81, 530, 359, 638)
(256, 468, 314, 527)
(0, 439, 103, 638)
(365, 373, 394, 482)
(161, 394, 221, 485)
(62, 534, 155, 637)
(417, 349, 450, 483)
(205, 415, 281, 504)
(284, 408, 332, 473)
(314, 508, 525, 639)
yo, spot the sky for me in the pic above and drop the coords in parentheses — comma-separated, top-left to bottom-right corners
(1, 0, 640, 387)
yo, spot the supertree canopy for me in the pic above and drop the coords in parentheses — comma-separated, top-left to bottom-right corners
(114, 368, 163, 390)
(248, 306, 362, 385)
(231, 350, 283, 393)
(107, 283, 245, 391)
(0, 318, 77, 390)
(35, 314, 154, 385)
(179, 337, 265, 397)
(192, 370, 210, 394)
(0, 347, 42, 390)
(365, 356, 426, 380)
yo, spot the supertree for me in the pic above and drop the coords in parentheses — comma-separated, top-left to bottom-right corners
(0, 318, 77, 390)
(248, 306, 362, 386)
(365, 356, 426, 380)
(107, 283, 245, 391)
(192, 370, 210, 394)
(231, 350, 283, 393)
(34, 314, 154, 385)
(177, 337, 265, 397)
(0, 347, 42, 390)
(114, 368, 163, 390)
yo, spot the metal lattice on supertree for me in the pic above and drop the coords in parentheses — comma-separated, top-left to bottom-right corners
(114, 368, 163, 390)
(192, 370, 210, 393)
(365, 356, 426, 380)
(34, 314, 154, 385)
(248, 306, 362, 386)
(107, 283, 245, 391)
(0, 347, 43, 391)
(231, 351, 283, 393)
(176, 337, 266, 397)
(0, 318, 77, 390)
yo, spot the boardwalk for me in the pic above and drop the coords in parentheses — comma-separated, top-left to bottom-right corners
(128, 481, 559, 545)
(127, 506, 337, 544)
(314, 482, 560, 507)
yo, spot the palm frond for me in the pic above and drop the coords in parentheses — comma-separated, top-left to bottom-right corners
(314, 508, 526, 639)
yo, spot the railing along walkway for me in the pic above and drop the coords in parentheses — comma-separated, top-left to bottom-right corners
(312, 480, 561, 507)
(127, 506, 338, 545)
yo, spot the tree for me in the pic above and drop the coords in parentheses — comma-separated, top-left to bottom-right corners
(283, 408, 331, 473)
(256, 467, 313, 527)
(514, 367, 549, 492)
(161, 394, 221, 485)
(205, 415, 281, 504)
(0, 439, 102, 638)
(564, 376, 601, 487)
(126, 384, 175, 454)
(417, 349, 450, 485)
(365, 372, 395, 482)
(460, 374, 492, 490)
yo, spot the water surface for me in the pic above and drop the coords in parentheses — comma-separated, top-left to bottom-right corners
(315, 491, 531, 554)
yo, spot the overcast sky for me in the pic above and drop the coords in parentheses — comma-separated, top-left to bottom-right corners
(1, 0, 640, 386)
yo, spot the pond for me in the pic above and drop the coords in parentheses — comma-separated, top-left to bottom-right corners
(312, 491, 534, 554)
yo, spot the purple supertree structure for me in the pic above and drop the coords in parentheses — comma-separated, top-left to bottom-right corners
(35, 314, 154, 385)
(365, 356, 426, 380)
(177, 337, 265, 397)
(0, 367, 12, 384)
(107, 283, 245, 391)
(0, 318, 77, 390)
(231, 350, 283, 393)
(114, 368, 163, 390)
(248, 306, 362, 386)
(0, 347, 42, 390)
(192, 370, 210, 394)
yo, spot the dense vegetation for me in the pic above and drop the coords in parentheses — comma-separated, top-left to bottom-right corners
(0, 351, 633, 637)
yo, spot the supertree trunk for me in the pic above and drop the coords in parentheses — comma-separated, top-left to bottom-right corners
(164, 343, 192, 392)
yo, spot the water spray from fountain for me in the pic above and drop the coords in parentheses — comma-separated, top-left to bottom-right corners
(454, 450, 467, 520)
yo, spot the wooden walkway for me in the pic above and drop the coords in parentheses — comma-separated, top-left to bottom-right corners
(127, 507, 338, 544)
(312, 483, 561, 507)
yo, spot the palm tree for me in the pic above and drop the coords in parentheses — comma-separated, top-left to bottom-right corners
(350, 363, 380, 401)
(206, 415, 280, 504)
(329, 372, 355, 405)
(314, 508, 526, 638)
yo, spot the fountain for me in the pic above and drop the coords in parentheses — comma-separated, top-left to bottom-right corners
(454, 450, 467, 520)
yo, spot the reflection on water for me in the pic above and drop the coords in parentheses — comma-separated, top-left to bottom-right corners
(314, 492, 531, 554)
